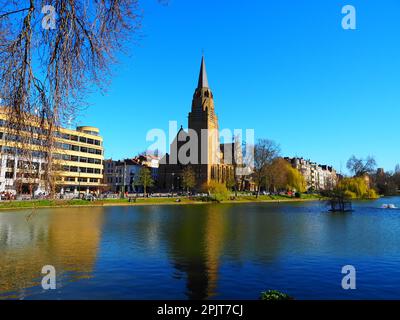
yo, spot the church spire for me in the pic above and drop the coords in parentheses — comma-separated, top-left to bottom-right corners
(197, 56, 209, 89)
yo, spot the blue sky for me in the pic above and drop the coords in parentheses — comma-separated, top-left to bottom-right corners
(77, 0, 400, 173)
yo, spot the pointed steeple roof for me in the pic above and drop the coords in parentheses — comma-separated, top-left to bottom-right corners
(197, 56, 209, 89)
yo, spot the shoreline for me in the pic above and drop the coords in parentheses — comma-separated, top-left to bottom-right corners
(0, 197, 325, 212)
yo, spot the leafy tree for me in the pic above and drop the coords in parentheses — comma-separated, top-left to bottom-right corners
(134, 167, 154, 196)
(337, 177, 378, 199)
(202, 180, 229, 202)
(266, 158, 287, 191)
(372, 168, 399, 196)
(182, 166, 196, 193)
(346, 156, 377, 177)
(394, 166, 400, 192)
(266, 158, 306, 193)
(286, 165, 306, 192)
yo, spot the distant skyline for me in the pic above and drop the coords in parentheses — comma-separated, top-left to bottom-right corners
(74, 0, 400, 173)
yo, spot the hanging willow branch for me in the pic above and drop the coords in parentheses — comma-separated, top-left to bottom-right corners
(0, 0, 145, 196)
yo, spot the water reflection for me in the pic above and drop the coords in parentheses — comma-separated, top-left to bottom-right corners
(1, 199, 400, 299)
(126, 204, 290, 299)
(163, 205, 228, 299)
(0, 208, 104, 298)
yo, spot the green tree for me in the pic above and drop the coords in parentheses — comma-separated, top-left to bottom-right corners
(267, 158, 306, 193)
(286, 166, 306, 192)
(135, 167, 154, 197)
(337, 177, 378, 199)
(394, 165, 400, 192)
(373, 169, 398, 196)
(202, 180, 229, 202)
(182, 166, 196, 193)
(267, 158, 290, 192)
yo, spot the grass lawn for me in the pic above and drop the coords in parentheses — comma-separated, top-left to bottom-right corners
(0, 194, 324, 210)
(0, 199, 96, 209)
(0, 197, 198, 210)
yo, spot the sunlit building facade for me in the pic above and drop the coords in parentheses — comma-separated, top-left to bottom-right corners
(158, 56, 235, 191)
(0, 111, 104, 195)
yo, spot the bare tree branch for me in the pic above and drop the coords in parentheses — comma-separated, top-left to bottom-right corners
(0, 0, 143, 196)
(0, 7, 31, 19)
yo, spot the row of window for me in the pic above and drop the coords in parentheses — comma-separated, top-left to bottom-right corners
(0, 132, 50, 147)
(64, 177, 99, 183)
(106, 169, 137, 176)
(1, 149, 102, 167)
(106, 177, 137, 184)
(0, 120, 49, 136)
(0, 146, 48, 158)
(1, 132, 102, 155)
(60, 165, 102, 175)
(6, 160, 45, 171)
(3, 172, 100, 184)
(0, 120, 101, 146)
(4, 171, 43, 179)
(56, 142, 103, 155)
(5, 157, 101, 170)
(54, 153, 102, 165)
(107, 177, 125, 183)
(55, 132, 101, 146)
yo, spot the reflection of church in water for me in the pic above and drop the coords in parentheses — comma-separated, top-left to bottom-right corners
(162, 205, 227, 299)
(158, 56, 237, 190)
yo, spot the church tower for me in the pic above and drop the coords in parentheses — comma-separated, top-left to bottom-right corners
(188, 56, 219, 134)
(188, 57, 221, 182)
(158, 56, 233, 191)
(188, 56, 221, 185)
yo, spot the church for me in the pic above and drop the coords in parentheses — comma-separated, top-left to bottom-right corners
(158, 57, 237, 191)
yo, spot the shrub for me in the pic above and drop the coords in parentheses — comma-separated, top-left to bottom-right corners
(260, 290, 293, 301)
(197, 195, 217, 202)
(202, 180, 229, 202)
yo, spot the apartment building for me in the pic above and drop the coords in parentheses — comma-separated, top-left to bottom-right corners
(53, 126, 104, 195)
(104, 155, 160, 193)
(285, 157, 338, 191)
(0, 111, 104, 195)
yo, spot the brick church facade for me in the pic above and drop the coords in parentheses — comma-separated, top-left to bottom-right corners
(158, 57, 236, 191)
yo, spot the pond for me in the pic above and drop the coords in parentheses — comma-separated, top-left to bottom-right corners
(1, 197, 400, 299)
